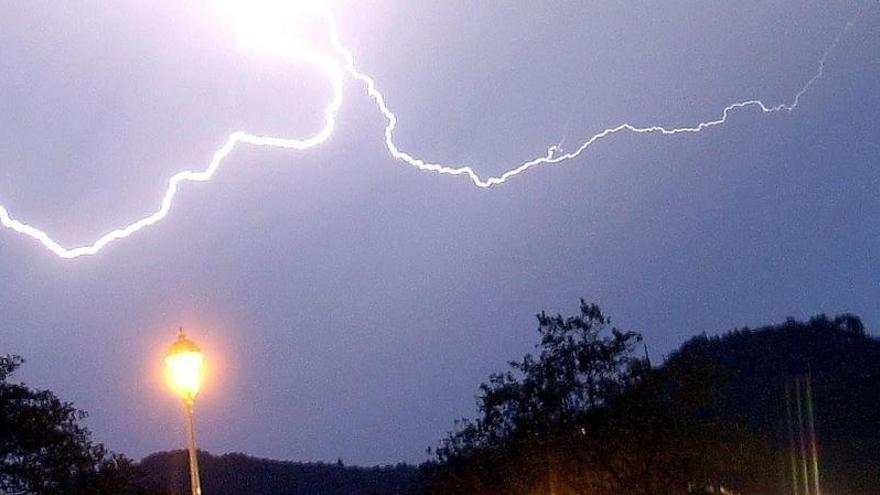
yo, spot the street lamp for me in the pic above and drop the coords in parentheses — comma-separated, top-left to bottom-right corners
(165, 329, 205, 495)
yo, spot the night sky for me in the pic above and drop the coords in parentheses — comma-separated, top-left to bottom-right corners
(1, 0, 878, 466)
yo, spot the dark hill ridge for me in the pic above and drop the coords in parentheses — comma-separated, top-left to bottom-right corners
(139, 450, 416, 495)
(663, 314, 880, 494)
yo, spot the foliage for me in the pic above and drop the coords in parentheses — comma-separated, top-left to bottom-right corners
(436, 301, 645, 457)
(0, 355, 157, 495)
(419, 304, 880, 495)
(665, 313, 880, 495)
(6, 309, 880, 495)
(424, 300, 650, 494)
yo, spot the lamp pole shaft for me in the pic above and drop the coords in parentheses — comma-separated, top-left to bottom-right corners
(184, 400, 202, 495)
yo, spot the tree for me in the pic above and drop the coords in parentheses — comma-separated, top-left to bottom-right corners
(420, 301, 774, 495)
(426, 300, 647, 494)
(0, 355, 157, 495)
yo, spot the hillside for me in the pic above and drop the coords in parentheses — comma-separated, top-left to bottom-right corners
(138, 451, 416, 495)
(664, 314, 880, 494)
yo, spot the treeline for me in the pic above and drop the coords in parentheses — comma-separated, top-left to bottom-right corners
(0, 349, 416, 495)
(417, 303, 879, 494)
(139, 450, 415, 495)
(3, 302, 879, 494)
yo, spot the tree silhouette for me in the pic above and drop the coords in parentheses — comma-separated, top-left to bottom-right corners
(422, 302, 789, 494)
(425, 300, 647, 494)
(0, 355, 157, 495)
(421, 306, 880, 495)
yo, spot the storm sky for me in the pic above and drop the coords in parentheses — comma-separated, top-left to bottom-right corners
(1, 1, 878, 465)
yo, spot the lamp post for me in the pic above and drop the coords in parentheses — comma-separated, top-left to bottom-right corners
(165, 329, 205, 495)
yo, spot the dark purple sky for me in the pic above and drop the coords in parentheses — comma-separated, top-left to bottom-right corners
(1, 1, 878, 465)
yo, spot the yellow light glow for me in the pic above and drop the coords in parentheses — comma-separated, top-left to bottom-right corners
(165, 333, 205, 401)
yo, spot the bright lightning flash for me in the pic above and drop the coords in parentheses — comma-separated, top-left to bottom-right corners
(0, 3, 861, 259)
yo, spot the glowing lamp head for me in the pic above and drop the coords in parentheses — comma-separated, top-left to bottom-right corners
(165, 330, 205, 402)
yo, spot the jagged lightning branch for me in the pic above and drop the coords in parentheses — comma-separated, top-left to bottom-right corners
(0, 6, 861, 259)
(330, 11, 855, 187)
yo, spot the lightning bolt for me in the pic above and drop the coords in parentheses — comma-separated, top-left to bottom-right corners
(0, 6, 861, 259)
